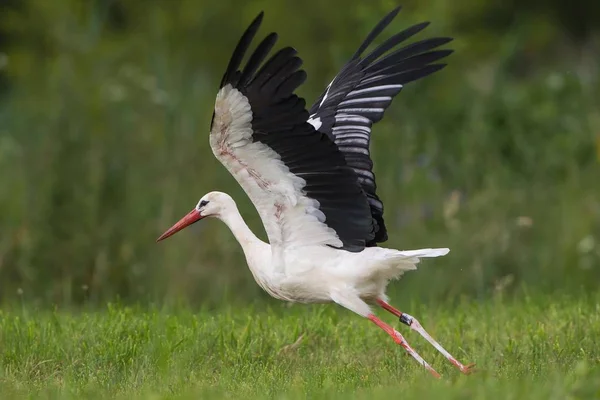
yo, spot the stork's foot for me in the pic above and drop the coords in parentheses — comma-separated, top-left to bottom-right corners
(460, 363, 477, 375)
(368, 314, 441, 378)
(406, 315, 474, 375)
(377, 299, 475, 376)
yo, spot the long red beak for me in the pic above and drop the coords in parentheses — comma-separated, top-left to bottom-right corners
(156, 209, 203, 242)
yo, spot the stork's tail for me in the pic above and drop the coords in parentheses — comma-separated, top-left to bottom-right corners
(393, 248, 450, 260)
(380, 248, 450, 280)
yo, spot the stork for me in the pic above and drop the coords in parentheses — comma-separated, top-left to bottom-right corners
(157, 6, 474, 377)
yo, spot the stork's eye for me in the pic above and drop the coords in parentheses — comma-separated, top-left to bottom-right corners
(198, 200, 209, 208)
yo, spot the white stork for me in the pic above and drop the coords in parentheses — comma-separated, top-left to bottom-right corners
(157, 6, 473, 377)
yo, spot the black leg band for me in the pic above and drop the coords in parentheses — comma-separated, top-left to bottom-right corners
(400, 313, 414, 326)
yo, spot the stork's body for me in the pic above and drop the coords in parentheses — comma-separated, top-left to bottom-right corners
(203, 191, 446, 308)
(158, 6, 473, 377)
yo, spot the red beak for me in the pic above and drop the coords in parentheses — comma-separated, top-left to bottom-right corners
(156, 209, 203, 242)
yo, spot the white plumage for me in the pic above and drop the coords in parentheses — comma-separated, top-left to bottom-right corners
(157, 6, 473, 378)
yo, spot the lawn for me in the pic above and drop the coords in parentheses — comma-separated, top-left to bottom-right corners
(1, 292, 599, 399)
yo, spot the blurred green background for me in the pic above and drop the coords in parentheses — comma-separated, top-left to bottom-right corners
(0, 0, 598, 308)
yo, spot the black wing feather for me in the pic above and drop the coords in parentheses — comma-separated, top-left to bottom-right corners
(219, 12, 264, 88)
(363, 37, 453, 74)
(363, 50, 453, 78)
(238, 32, 278, 87)
(350, 6, 402, 59)
(309, 7, 453, 246)
(358, 21, 430, 66)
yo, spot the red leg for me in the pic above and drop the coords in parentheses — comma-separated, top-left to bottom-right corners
(368, 314, 440, 378)
(376, 299, 475, 375)
(376, 298, 402, 317)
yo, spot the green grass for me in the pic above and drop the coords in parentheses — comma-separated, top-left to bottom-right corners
(1, 292, 599, 399)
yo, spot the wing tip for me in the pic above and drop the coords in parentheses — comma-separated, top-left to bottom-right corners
(415, 21, 431, 31)
(254, 11, 265, 25)
(351, 5, 404, 60)
(388, 5, 402, 18)
(219, 11, 267, 88)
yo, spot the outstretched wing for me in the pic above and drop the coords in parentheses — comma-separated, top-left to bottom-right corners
(308, 6, 453, 246)
(210, 12, 375, 253)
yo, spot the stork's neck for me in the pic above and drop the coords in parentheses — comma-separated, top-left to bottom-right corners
(219, 205, 266, 260)
(218, 201, 282, 300)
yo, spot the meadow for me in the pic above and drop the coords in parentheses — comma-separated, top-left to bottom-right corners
(1, 292, 599, 399)
(0, 1, 599, 398)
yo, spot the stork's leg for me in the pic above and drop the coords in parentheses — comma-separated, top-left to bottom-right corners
(376, 299, 475, 375)
(329, 291, 440, 378)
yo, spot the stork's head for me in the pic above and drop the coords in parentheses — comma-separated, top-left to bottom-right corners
(156, 191, 234, 242)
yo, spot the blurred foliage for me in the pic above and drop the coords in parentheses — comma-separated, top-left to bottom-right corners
(0, 0, 599, 307)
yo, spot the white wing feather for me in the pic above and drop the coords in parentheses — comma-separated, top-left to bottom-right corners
(210, 85, 343, 256)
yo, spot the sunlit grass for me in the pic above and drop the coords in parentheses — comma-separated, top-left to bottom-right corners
(1, 292, 599, 398)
